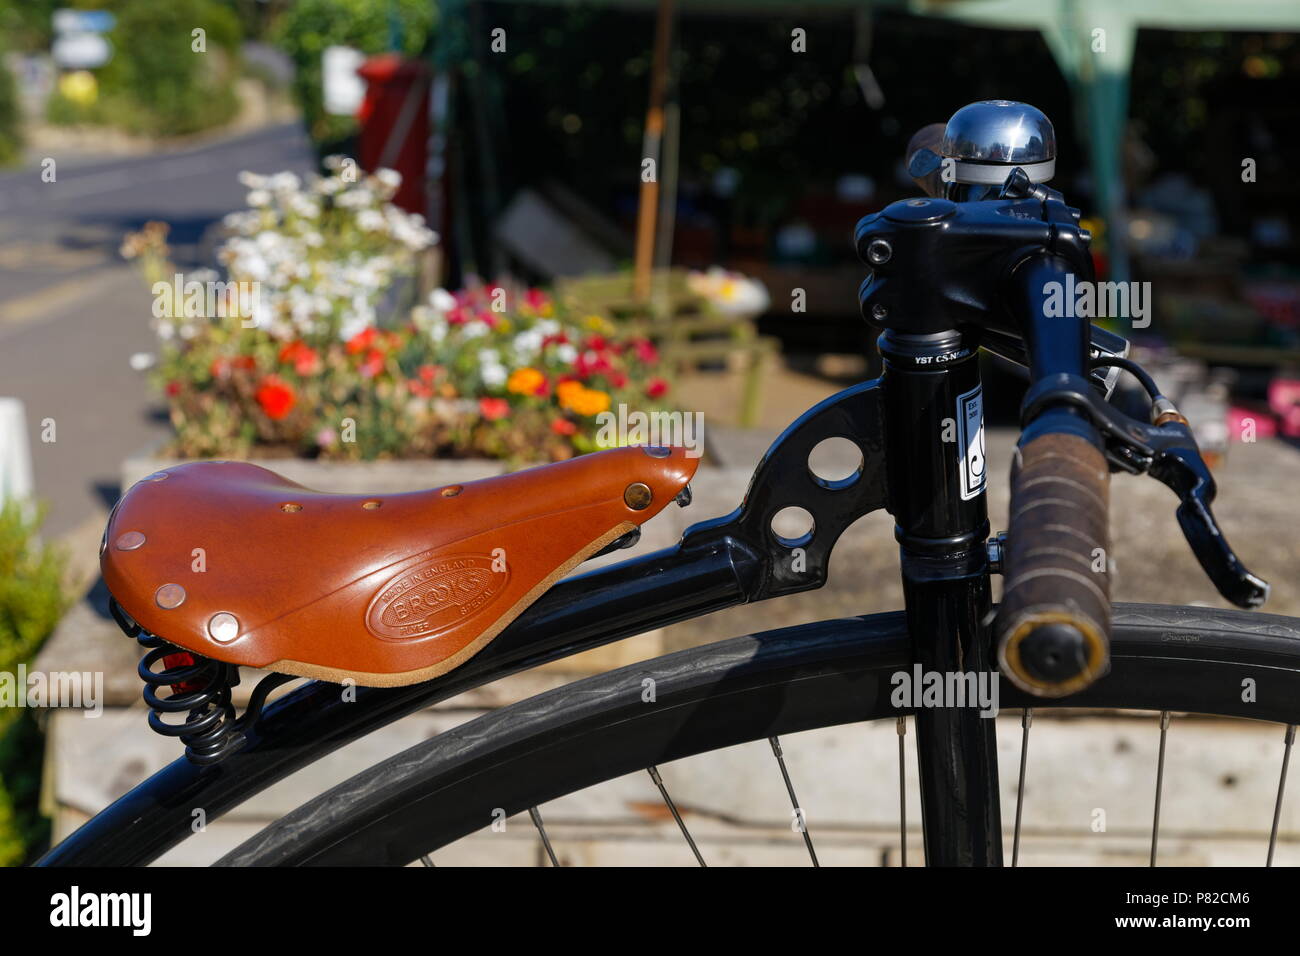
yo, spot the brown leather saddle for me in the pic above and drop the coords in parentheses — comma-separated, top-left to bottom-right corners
(102, 446, 697, 686)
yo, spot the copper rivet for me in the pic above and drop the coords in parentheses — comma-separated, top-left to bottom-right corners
(115, 531, 146, 551)
(441, 485, 463, 498)
(642, 446, 671, 459)
(208, 612, 240, 643)
(624, 482, 653, 510)
(362, 500, 382, 510)
(281, 502, 303, 513)
(155, 583, 186, 609)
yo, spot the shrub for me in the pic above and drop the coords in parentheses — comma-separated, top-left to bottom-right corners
(0, 501, 67, 866)
(92, 0, 242, 137)
(273, 0, 435, 154)
(0, 38, 21, 166)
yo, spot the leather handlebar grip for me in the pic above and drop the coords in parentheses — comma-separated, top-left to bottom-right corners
(996, 431, 1112, 697)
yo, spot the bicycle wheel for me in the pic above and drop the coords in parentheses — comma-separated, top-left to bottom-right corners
(218, 603, 1300, 866)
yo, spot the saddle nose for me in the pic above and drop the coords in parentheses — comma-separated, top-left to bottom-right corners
(940, 100, 1056, 186)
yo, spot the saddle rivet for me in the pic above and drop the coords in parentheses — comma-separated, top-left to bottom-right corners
(155, 583, 186, 609)
(441, 485, 463, 498)
(362, 499, 382, 510)
(115, 531, 146, 551)
(624, 482, 653, 510)
(642, 446, 671, 458)
(207, 612, 240, 644)
(281, 502, 303, 513)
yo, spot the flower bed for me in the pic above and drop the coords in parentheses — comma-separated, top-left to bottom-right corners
(123, 164, 672, 464)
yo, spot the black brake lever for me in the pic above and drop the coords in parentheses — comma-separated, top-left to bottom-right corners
(1021, 373, 1270, 610)
(1145, 429, 1270, 609)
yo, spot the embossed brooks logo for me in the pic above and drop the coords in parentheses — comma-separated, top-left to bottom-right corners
(367, 555, 508, 640)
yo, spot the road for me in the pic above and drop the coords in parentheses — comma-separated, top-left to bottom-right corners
(0, 123, 314, 541)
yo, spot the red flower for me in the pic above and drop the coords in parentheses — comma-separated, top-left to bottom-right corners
(608, 371, 628, 389)
(346, 327, 378, 355)
(278, 341, 320, 376)
(360, 348, 385, 379)
(418, 364, 440, 384)
(255, 376, 296, 421)
(550, 417, 577, 436)
(165, 381, 181, 397)
(646, 377, 669, 399)
(632, 338, 659, 364)
(479, 397, 510, 421)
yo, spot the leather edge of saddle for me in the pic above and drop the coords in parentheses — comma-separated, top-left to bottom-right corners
(261, 520, 638, 687)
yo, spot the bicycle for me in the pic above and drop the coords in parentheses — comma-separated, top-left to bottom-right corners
(37, 100, 1298, 867)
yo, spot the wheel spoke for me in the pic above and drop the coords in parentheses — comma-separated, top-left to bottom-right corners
(1268, 724, 1296, 867)
(419, 854, 435, 867)
(647, 766, 706, 866)
(769, 735, 820, 866)
(1012, 708, 1032, 868)
(529, 806, 560, 866)
(896, 716, 907, 868)
(1150, 710, 1171, 867)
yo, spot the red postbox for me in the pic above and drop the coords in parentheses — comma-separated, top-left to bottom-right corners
(356, 54, 431, 216)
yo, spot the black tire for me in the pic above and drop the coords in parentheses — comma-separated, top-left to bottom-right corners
(218, 603, 1300, 866)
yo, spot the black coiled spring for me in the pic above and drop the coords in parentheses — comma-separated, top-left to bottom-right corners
(110, 597, 248, 766)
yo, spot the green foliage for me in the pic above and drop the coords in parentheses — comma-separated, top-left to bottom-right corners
(0, 37, 21, 166)
(0, 713, 48, 866)
(0, 502, 64, 677)
(92, 0, 243, 136)
(0, 501, 66, 866)
(273, 0, 435, 154)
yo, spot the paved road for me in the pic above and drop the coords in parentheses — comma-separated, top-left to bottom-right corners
(0, 123, 315, 538)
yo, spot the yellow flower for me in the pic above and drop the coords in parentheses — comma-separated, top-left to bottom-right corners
(507, 367, 545, 396)
(583, 314, 614, 334)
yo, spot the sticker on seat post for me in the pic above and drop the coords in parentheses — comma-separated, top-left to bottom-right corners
(956, 384, 986, 500)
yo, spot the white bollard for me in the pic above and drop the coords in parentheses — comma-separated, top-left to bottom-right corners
(0, 397, 34, 505)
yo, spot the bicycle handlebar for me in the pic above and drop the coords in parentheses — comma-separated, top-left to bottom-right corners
(994, 255, 1112, 696)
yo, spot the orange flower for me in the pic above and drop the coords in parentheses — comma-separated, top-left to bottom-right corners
(556, 380, 586, 407)
(507, 366, 546, 396)
(559, 383, 610, 417)
(255, 375, 296, 421)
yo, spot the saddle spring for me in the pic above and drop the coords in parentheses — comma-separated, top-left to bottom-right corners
(110, 597, 289, 766)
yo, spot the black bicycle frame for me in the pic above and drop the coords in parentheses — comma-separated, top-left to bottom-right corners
(39, 348, 1009, 866)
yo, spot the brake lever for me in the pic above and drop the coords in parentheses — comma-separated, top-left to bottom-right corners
(1021, 373, 1270, 610)
(1144, 425, 1270, 609)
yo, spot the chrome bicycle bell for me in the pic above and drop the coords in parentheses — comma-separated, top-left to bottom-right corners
(940, 100, 1056, 199)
